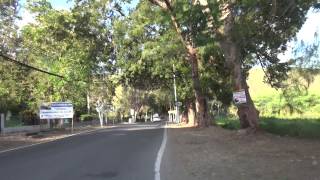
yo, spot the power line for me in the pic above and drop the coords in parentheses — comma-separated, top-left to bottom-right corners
(0, 53, 65, 79)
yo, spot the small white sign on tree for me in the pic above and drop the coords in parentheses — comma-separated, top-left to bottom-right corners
(233, 90, 247, 105)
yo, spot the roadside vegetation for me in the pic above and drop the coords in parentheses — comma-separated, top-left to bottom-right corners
(216, 69, 320, 138)
(0, 0, 320, 137)
(216, 116, 320, 138)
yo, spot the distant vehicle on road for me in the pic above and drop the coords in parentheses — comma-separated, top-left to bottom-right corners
(152, 113, 161, 122)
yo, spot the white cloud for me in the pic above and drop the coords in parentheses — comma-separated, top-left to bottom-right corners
(17, 8, 36, 29)
(279, 9, 320, 62)
(296, 9, 320, 43)
(17, 0, 73, 29)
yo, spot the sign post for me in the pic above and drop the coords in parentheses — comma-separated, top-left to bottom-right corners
(71, 117, 74, 134)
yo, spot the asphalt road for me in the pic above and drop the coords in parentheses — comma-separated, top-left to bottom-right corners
(0, 123, 165, 180)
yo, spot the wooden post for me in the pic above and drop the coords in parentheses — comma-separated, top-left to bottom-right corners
(71, 117, 74, 134)
(0, 113, 5, 134)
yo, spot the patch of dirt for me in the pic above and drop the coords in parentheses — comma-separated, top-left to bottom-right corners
(163, 124, 320, 180)
(0, 125, 105, 152)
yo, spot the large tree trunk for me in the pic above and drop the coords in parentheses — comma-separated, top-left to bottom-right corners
(228, 43, 259, 130)
(220, 3, 259, 131)
(194, 0, 260, 131)
(186, 100, 196, 126)
(187, 45, 209, 127)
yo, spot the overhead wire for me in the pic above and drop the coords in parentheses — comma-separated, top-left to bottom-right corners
(0, 53, 65, 78)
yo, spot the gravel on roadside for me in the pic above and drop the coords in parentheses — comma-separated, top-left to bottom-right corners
(162, 123, 320, 180)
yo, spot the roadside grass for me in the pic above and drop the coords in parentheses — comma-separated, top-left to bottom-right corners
(215, 116, 320, 139)
(248, 68, 320, 98)
(247, 68, 320, 117)
(226, 68, 320, 138)
(215, 116, 240, 130)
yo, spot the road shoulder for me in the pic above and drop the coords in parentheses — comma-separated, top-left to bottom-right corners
(0, 124, 109, 153)
(162, 124, 320, 180)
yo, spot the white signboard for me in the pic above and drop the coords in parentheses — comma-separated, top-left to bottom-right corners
(233, 90, 247, 104)
(40, 102, 74, 119)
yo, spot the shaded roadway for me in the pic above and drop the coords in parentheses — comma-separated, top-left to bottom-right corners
(0, 123, 165, 180)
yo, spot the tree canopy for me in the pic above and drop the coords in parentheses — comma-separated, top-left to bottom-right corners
(0, 0, 319, 129)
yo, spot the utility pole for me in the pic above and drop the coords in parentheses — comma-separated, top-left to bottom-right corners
(173, 64, 179, 123)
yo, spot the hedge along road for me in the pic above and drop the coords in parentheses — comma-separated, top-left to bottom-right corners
(0, 122, 167, 180)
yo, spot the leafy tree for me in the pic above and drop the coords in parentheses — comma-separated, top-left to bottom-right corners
(190, 0, 319, 131)
(0, 0, 18, 54)
(145, 0, 213, 127)
(0, 0, 22, 114)
(112, 85, 130, 121)
(17, 0, 119, 114)
(115, 0, 233, 126)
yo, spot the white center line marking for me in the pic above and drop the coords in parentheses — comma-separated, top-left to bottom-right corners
(154, 123, 167, 180)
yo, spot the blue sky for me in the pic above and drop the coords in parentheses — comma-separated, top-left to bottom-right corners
(278, 8, 320, 61)
(18, 0, 74, 27)
(18, 0, 138, 26)
(20, 0, 74, 10)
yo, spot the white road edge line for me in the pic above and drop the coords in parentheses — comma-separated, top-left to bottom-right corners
(155, 122, 168, 180)
(0, 127, 108, 154)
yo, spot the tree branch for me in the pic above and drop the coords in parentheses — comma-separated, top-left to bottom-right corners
(148, 0, 168, 10)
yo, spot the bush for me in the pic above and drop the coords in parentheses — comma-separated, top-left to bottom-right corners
(215, 115, 320, 138)
(80, 114, 98, 122)
(260, 117, 320, 138)
(215, 116, 240, 130)
(20, 110, 39, 125)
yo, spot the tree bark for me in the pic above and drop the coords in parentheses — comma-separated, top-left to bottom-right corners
(194, 0, 259, 130)
(219, 3, 259, 131)
(226, 42, 259, 130)
(187, 45, 209, 127)
(186, 100, 196, 126)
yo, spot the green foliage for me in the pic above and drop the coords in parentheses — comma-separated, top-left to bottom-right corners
(218, 68, 320, 138)
(260, 117, 320, 138)
(216, 116, 320, 139)
(0, 0, 18, 53)
(114, 1, 185, 90)
(229, 0, 317, 88)
(248, 68, 320, 117)
(20, 109, 39, 125)
(0, 0, 119, 116)
(216, 116, 240, 130)
(80, 114, 98, 122)
(0, 0, 25, 114)
(112, 85, 130, 117)
(1, 0, 318, 130)
(115, 0, 234, 110)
